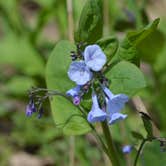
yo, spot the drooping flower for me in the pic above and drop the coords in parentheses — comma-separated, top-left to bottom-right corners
(25, 100, 36, 117)
(67, 61, 92, 85)
(103, 86, 129, 124)
(66, 85, 81, 97)
(66, 85, 82, 105)
(122, 145, 132, 154)
(103, 86, 129, 113)
(87, 92, 107, 123)
(84, 44, 107, 71)
(109, 112, 127, 125)
(26, 105, 33, 117)
(37, 108, 44, 119)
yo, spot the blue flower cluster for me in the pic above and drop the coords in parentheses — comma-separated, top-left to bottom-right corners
(67, 44, 129, 125)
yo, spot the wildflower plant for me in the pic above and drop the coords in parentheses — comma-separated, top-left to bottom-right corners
(26, 0, 166, 165)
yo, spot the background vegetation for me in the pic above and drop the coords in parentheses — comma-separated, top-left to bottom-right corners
(0, 0, 166, 165)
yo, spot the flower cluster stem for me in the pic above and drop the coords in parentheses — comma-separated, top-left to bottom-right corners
(101, 121, 120, 166)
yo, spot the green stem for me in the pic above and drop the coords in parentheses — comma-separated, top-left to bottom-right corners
(101, 121, 120, 166)
(134, 139, 147, 166)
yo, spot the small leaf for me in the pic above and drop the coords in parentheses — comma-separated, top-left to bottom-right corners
(131, 131, 144, 140)
(140, 112, 153, 138)
(106, 61, 146, 96)
(75, 0, 103, 44)
(46, 40, 91, 135)
(126, 18, 160, 46)
(111, 18, 160, 66)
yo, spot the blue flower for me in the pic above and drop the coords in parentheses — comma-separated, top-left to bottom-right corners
(66, 85, 81, 105)
(84, 44, 106, 71)
(87, 92, 107, 123)
(25, 101, 36, 117)
(68, 61, 92, 85)
(66, 85, 81, 97)
(109, 112, 127, 125)
(103, 86, 129, 124)
(26, 105, 33, 116)
(122, 145, 132, 154)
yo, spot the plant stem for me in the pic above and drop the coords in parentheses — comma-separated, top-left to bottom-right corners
(101, 121, 120, 166)
(134, 139, 147, 166)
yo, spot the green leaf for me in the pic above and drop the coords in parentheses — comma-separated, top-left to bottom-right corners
(136, 30, 165, 63)
(140, 112, 153, 139)
(131, 131, 144, 140)
(75, 0, 103, 44)
(46, 40, 91, 135)
(112, 38, 140, 66)
(111, 19, 160, 66)
(106, 61, 146, 96)
(126, 18, 160, 46)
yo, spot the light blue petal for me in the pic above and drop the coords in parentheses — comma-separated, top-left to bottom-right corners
(87, 92, 107, 123)
(84, 44, 106, 71)
(122, 145, 132, 154)
(87, 107, 107, 123)
(103, 86, 129, 113)
(108, 94, 129, 113)
(68, 61, 92, 85)
(103, 86, 114, 99)
(109, 113, 127, 125)
(66, 85, 81, 97)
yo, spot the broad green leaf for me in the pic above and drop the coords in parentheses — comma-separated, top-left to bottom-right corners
(46, 40, 91, 135)
(137, 30, 165, 63)
(106, 61, 146, 96)
(112, 38, 140, 66)
(0, 35, 44, 76)
(75, 0, 103, 44)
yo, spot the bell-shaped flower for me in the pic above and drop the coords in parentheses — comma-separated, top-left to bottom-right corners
(84, 44, 106, 71)
(25, 100, 36, 117)
(87, 92, 107, 123)
(103, 86, 129, 113)
(66, 85, 81, 105)
(68, 61, 92, 85)
(103, 86, 128, 124)
(109, 112, 127, 125)
(66, 85, 81, 97)
(26, 105, 33, 117)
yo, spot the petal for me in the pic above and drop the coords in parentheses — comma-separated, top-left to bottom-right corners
(84, 44, 106, 71)
(108, 94, 129, 113)
(122, 145, 132, 154)
(68, 61, 92, 85)
(66, 85, 81, 97)
(87, 92, 107, 123)
(109, 113, 127, 125)
(87, 107, 107, 123)
(26, 105, 33, 117)
(103, 86, 114, 99)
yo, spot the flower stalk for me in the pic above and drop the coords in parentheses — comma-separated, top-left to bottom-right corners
(101, 121, 120, 166)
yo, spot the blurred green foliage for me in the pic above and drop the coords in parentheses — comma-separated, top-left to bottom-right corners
(0, 0, 166, 166)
